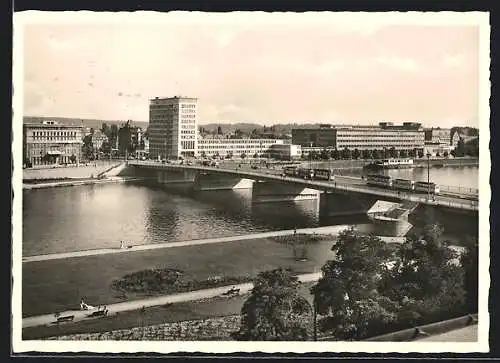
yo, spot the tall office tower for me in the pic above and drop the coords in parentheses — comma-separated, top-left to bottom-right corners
(149, 96, 198, 160)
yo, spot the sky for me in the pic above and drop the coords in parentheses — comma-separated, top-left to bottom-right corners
(18, 12, 485, 128)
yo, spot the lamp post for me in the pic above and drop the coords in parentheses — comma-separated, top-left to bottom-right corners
(309, 142, 313, 170)
(426, 152, 431, 201)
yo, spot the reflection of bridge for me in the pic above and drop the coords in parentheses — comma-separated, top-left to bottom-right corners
(127, 160, 478, 213)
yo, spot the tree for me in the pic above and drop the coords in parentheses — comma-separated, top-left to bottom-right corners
(226, 151, 233, 159)
(101, 123, 109, 135)
(408, 149, 416, 158)
(352, 148, 361, 160)
(320, 148, 330, 160)
(213, 151, 220, 159)
(217, 125, 223, 135)
(417, 150, 424, 158)
(461, 238, 478, 313)
(372, 149, 382, 160)
(253, 152, 259, 158)
(241, 152, 246, 159)
(362, 149, 372, 160)
(379, 224, 466, 324)
(233, 268, 311, 341)
(311, 227, 396, 340)
(341, 148, 351, 160)
(69, 154, 77, 163)
(389, 147, 398, 159)
(443, 151, 449, 158)
(200, 151, 206, 159)
(399, 150, 408, 159)
(330, 149, 339, 160)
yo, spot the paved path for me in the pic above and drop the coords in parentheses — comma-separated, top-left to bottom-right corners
(24, 224, 396, 263)
(418, 325, 478, 342)
(22, 272, 321, 329)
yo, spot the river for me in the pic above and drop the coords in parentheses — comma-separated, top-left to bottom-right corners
(22, 166, 479, 257)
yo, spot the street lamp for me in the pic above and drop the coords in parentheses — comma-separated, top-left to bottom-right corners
(309, 142, 313, 170)
(426, 152, 431, 201)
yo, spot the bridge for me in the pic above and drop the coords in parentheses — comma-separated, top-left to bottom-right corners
(126, 160, 478, 213)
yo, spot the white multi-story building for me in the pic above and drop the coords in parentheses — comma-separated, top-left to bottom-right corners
(198, 137, 286, 159)
(292, 122, 425, 151)
(23, 120, 84, 166)
(149, 96, 198, 160)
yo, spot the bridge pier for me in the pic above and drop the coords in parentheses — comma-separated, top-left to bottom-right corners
(193, 172, 254, 191)
(156, 169, 197, 184)
(252, 181, 320, 203)
(319, 190, 384, 218)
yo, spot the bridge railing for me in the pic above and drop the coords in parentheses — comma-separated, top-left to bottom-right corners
(129, 161, 478, 211)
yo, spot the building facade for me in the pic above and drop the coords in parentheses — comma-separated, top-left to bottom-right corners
(90, 130, 108, 150)
(292, 122, 425, 151)
(23, 121, 84, 166)
(197, 138, 286, 159)
(268, 143, 302, 160)
(118, 121, 144, 155)
(149, 96, 198, 160)
(424, 128, 452, 146)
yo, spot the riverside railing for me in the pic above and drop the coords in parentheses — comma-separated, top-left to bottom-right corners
(129, 161, 479, 211)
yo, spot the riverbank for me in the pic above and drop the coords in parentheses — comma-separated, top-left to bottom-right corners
(22, 225, 374, 262)
(23, 161, 123, 181)
(303, 157, 479, 170)
(22, 231, 342, 317)
(22, 176, 140, 190)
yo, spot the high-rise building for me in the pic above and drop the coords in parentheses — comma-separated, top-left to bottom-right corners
(149, 96, 198, 160)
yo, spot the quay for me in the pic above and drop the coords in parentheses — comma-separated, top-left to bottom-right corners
(22, 225, 405, 263)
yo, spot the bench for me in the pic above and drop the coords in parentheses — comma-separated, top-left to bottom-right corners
(88, 309, 108, 318)
(87, 309, 108, 318)
(56, 315, 75, 323)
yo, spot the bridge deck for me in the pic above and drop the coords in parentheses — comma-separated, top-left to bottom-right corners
(129, 161, 479, 212)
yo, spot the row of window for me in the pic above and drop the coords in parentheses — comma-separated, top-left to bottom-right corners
(181, 141, 195, 150)
(181, 104, 196, 109)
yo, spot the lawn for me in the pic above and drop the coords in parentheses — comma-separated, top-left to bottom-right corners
(23, 281, 317, 340)
(22, 236, 336, 317)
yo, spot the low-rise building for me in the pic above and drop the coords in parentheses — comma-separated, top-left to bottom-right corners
(90, 130, 108, 150)
(424, 127, 452, 146)
(267, 143, 302, 160)
(423, 142, 452, 157)
(23, 120, 84, 166)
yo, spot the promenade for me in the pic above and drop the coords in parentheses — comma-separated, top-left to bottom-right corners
(23, 225, 403, 263)
(22, 272, 321, 329)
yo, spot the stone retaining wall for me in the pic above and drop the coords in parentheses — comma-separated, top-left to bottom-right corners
(47, 315, 241, 341)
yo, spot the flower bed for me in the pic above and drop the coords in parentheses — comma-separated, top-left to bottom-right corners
(111, 268, 252, 296)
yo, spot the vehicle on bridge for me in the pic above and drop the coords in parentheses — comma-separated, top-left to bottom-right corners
(297, 168, 315, 180)
(392, 178, 415, 191)
(283, 166, 298, 177)
(414, 181, 440, 195)
(313, 168, 334, 181)
(366, 174, 393, 188)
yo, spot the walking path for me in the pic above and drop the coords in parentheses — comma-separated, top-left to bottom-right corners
(22, 272, 321, 329)
(24, 224, 401, 263)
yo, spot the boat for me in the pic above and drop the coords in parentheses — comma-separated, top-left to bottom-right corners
(364, 158, 415, 170)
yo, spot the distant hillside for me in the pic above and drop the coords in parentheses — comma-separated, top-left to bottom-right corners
(23, 116, 149, 130)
